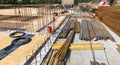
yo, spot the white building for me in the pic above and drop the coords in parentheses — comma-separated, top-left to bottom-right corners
(113, 0, 120, 6)
(62, 0, 74, 5)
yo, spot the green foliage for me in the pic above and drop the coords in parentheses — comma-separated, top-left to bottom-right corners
(50, 0, 61, 4)
(0, 0, 32, 4)
(108, 0, 114, 5)
(74, 0, 92, 5)
(0, 0, 93, 4)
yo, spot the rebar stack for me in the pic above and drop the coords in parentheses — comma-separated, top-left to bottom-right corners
(95, 20, 113, 40)
(79, 19, 113, 41)
(74, 21, 80, 33)
(91, 21, 104, 40)
(79, 20, 90, 40)
(58, 19, 73, 38)
(87, 20, 96, 40)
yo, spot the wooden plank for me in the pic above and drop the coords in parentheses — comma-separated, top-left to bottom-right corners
(52, 43, 104, 50)
(0, 37, 14, 50)
(0, 36, 48, 65)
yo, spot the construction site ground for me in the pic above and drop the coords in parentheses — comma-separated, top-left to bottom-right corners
(65, 17, 120, 65)
(0, 7, 119, 65)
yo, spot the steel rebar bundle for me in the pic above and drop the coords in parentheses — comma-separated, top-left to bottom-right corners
(58, 19, 73, 38)
(74, 21, 80, 33)
(79, 20, 90, 40)
(79, 19, 113, 41)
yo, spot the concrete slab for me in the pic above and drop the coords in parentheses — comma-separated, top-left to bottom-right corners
(66, 50, 93, 65)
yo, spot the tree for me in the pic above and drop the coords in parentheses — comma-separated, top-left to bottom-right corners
(74, 0, 92, 5)
(109, 0, 114, 5)
(0, 0, 4, 4)
(0, 0, 62, 4)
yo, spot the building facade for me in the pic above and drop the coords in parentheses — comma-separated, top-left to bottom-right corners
(62, 0, 74, 5)
(113, 0, 120, 6)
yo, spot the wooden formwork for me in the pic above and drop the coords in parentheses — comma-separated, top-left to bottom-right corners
(98, 6, 120, 15)
(98, 10, 120, 21)
(101, 16, 120, 36)
(95, 10, 104, 20)
(0, 15, 15, 20)
(0, 22, 28, 31)
(8, 16, 41, 22)
(0, 36, 48, 65)
(116, 44, 120, 53)
(95, 6, 120, 36)
(0, 37, 14, 50)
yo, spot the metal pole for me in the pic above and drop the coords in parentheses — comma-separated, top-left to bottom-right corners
(26, 55, 32, 65)
(32, 49, 38, 65)
(39, 41, 43, 59)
